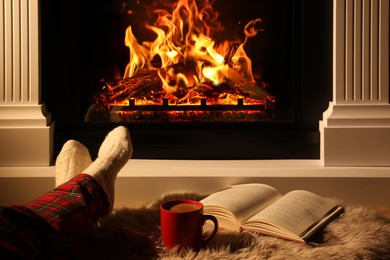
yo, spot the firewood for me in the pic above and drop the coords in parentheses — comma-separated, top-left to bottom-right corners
(93, 63, 270, 108)
(225, 67, 269, 99)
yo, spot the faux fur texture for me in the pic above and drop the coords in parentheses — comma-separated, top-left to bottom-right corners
(53, 193, 390, 260)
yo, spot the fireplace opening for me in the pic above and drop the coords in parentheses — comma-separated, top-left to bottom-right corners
(86, 0, 282, 124)
(41, 0, 332, 160)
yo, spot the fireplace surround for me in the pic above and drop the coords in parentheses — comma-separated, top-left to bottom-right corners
(42, 0, 329, 161)
(0, 0, 389, 208)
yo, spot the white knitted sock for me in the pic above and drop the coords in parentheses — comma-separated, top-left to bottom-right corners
(83, 126, 133, 214)
(55, 140, 92, 187)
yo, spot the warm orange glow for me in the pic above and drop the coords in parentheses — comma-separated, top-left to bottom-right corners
(123, 0, 264, 103)
(93, 0, 275, 122)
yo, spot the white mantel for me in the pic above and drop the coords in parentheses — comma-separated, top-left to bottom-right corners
(0, 0, 53, 166)
(320, 0, 390, 166)
(0, 0, 389, 207)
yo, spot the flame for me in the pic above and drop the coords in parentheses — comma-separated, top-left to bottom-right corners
(90, 0, 275, 124)
(124, 0, 262, 94)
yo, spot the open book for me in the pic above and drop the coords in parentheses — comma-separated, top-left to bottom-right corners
(201, 183, 344, 243)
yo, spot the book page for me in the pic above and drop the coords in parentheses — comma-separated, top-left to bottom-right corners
(243, 190, 338, 236)
(201, 183, 282, 224)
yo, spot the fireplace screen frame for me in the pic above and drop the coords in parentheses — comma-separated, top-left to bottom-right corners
(41, 0, 333, 160)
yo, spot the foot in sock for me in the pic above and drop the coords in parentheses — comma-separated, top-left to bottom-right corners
(83, 126, 133, 214)
(55, 140, 92, 187)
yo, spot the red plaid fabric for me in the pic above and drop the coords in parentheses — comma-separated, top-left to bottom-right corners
(0, 173, 109, 258)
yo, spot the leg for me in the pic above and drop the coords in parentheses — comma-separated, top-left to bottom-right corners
(0, 126, 132, 257)
(0, 174, 106, 258)
(83, 125, 133, 214)
(54, 139, 92, 187)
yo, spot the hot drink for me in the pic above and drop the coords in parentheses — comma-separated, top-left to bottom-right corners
(160, 199, 218, 250)
(169, 203, 200, 213)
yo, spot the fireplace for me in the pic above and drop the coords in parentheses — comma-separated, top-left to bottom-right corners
(0, 0, 390, 208)
(0, 0, 389, 166)
(40, 0, 333, 160)
(83, 0, 291, 125)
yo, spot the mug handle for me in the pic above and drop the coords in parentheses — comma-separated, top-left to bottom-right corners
(201, 214, 218, 246)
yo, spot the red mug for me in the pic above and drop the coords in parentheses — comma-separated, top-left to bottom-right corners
(160, 199, 218, 251)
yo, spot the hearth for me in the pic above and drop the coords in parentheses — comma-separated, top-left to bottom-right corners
(41, 0, 333, 159)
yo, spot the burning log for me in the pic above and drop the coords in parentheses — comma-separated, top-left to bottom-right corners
(88, 63, 274, 123)
(93, 70, 162, 107)
(225, 67, 269, 100)
(93, 63, 270, 110)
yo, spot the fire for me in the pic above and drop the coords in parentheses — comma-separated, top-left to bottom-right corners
(91, 0, 274, 122)
(124, 0, 263, 97)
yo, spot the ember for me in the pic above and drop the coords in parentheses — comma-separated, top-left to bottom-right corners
(89, 0, 275, 123)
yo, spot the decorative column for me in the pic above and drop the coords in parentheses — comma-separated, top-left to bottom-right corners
(320, 0, 390, 166)
(0, 0, 53, 166)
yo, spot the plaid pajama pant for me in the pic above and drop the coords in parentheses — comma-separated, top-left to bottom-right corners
(0, 173, 109, 258)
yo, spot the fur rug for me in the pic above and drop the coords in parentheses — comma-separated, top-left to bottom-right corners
(54, 193, 390, 259)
